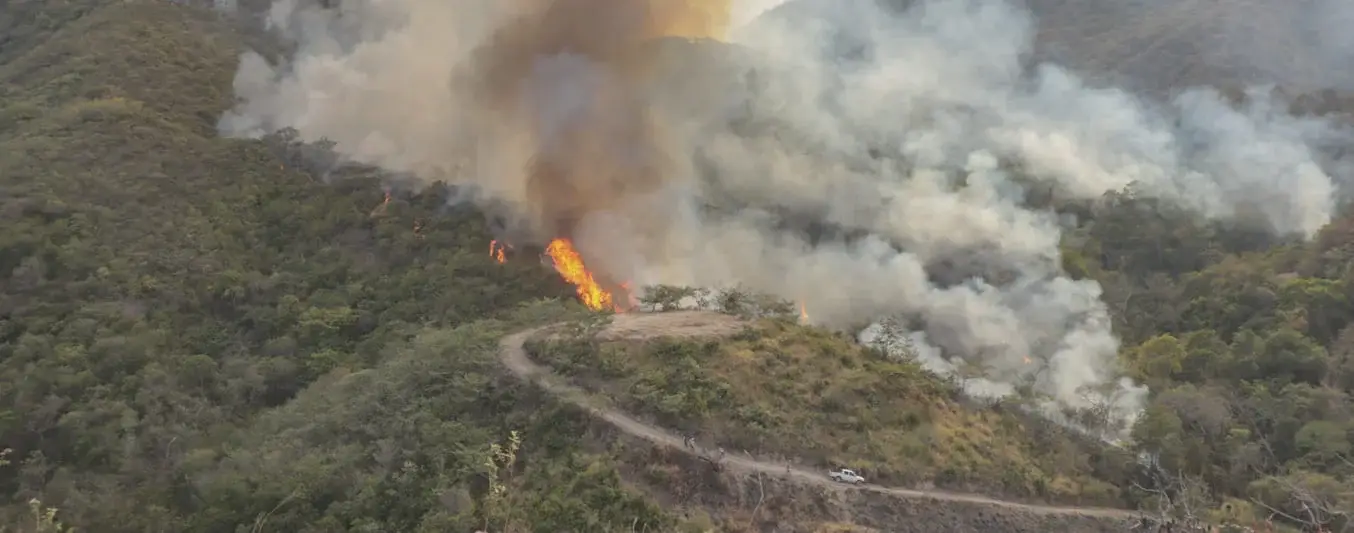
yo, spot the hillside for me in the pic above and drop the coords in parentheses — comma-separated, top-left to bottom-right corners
(763, 0, 1354, 95)
(526, 314, 1130, 506)
(2, 2, 1121, 532)
(1025, 0, 1354, 94)
(0, 2, 667, 531)
(5, 0, 1354, 532)
(505, 315, 1134, 533)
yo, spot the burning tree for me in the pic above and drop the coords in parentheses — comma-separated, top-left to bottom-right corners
(543, 239, 621, 312)
(485, 238, 809, 321)
(489, 240, 509, 264)
(486, 236, 630, 312)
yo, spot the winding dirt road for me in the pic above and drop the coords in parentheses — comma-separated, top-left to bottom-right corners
(498, 318, 1137, 519)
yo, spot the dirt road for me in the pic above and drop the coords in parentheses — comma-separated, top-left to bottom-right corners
(498, 316, 1137, 520)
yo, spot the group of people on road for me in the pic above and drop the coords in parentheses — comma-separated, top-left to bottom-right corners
(683, 432, 802, 480)
(683, 433, 726, 466)
(683, 434, 722, 456)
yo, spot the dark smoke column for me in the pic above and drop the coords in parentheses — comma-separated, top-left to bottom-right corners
(463, 0, 732, 301)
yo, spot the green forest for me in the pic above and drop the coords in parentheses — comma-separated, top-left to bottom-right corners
(1069, 190, 1354, 530)
(4, 1, 1354, 532)
(0, 2, 671, 531)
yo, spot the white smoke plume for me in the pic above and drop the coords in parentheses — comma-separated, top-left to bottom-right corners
(219, 0, 1351, 438)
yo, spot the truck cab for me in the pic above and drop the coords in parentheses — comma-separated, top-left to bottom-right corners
(829, 468, 865, 484)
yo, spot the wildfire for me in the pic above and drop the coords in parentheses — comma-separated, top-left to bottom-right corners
(799, 301, 809, 323)
(369, 191, 391, 217)
(489, 240, 509, 264)
(545, 238, 618, 312)
(1023, 356, 1033, 365)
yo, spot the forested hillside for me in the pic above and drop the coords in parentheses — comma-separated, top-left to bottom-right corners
(6, 0, 1354, 532)
(526, 188, 1354, 531)
(523, 188, 1354, 530)
(1063, 192, 1354, 529)
(0, 2, 679, 531)
(528, 317, 1135, 507)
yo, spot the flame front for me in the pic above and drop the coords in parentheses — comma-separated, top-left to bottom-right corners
(545, 238, 616, 311)
(799, 301, 809, 323)
(369, 191, 391, 217)
(489, 240, 509, 264)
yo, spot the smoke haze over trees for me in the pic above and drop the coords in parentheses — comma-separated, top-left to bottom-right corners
(9, 0, 1354, 530)
(219, 0, 1354, 436)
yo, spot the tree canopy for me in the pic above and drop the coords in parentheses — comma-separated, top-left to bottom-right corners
(7, 1, 1354, 532)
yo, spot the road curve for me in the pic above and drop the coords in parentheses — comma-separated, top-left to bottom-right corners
(499, 324, 1136, 519)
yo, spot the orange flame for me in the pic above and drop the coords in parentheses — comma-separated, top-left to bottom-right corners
(369, 191, 391, 217)
(545, 238, 616, 312)
(1023, 356, 1033, 365)
(489, 240, 509, 264)
(620, 282, 638, 309)
(799, 301, 809, 323)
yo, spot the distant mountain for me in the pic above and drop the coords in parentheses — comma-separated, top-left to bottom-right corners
(749, 0, 1354, 95)
(1025, 0, 1354, 94)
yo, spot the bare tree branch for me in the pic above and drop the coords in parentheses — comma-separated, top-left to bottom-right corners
(746, 472, 766, 530)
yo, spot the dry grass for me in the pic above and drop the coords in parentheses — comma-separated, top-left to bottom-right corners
(528, 314, 1133, 507)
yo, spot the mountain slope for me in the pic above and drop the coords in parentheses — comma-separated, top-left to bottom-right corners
(0, 2, 588, 529)
(7, 0, 1354, 532)
(525, 314, 1133, 507)
(504, 314, 1136, 533)
(759, 0, 1354, 94)
(1026, 0, 1353, 93)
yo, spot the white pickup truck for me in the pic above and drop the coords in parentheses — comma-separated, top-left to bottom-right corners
(829, 468, 865, 484)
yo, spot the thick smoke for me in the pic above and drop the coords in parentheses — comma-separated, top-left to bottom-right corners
(219, 0, 1350, 437)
